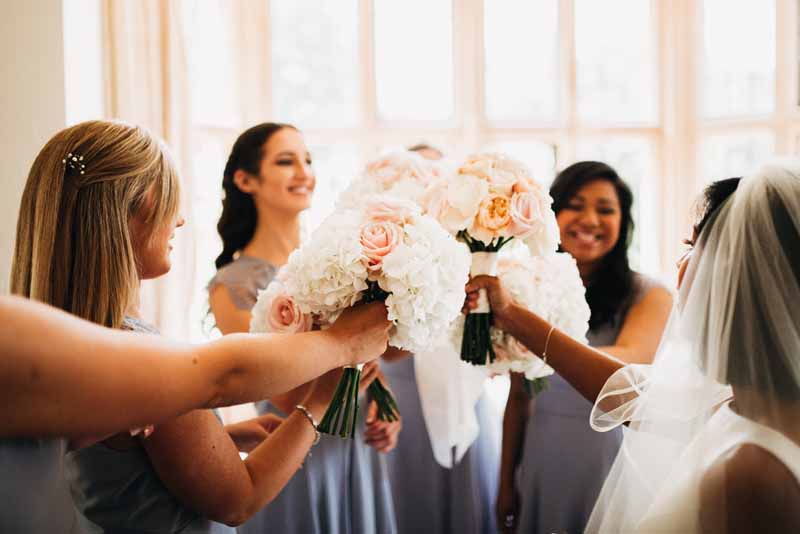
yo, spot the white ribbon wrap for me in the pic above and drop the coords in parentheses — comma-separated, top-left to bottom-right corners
(469, 252, 499, 314)
(414, 342, 490, 467)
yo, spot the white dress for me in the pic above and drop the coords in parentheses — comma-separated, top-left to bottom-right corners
(635, 400, 800, 533)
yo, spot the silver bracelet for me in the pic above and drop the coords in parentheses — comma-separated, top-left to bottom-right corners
(541, 325, 556, 364)
(294, 404, 321, 446)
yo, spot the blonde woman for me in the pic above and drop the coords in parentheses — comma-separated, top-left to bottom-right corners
(8, 120, 390, 534)
(209, 123, 398, 534)
(0, 296, 387, 532)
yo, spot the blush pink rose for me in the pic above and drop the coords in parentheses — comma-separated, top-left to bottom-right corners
(364, 196, 418, 224)
(508, 192, 545, 238)
(360, 221, 402, 271)
(268, 293, 313, 333)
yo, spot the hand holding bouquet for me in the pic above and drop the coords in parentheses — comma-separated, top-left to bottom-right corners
(251, 194, 470, 437)
(423, 153, 560, 365)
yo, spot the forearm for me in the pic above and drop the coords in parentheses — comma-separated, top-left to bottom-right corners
(499, 374, 529, 486)
(239, 399, 327, 516)
(225, 421, 268, 453)
(0, 296, 209, 437)
(196, 331, 348, 409)
(503, 303, 625, 404)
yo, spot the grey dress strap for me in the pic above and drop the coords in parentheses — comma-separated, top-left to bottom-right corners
(208, 255, 277, 311)
(66, 318, 233, 534)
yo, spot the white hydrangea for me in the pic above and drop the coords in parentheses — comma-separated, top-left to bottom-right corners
(451, 251, 590, 379)
(281, 210, 369, 317)
(265, 195, 471, 353)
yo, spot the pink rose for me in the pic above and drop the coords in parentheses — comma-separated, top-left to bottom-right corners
(360, 221, 402, 271)
(268, 293, 313, 333)
(365, 151, 430, 188)
(472, 194, 512, 241)
(508, 192, 545, 238)
(364, 196, 418, 225)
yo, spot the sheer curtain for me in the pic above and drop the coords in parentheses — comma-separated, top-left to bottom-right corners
(103, 0, 204, 339)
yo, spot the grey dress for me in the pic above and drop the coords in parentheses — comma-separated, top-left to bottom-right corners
(516, 273, 664, 534)
(0, 437, 79, 533)
(65, 317, 233, 534)
(208, 255, 397, 534)
(381, 356, 500, 534)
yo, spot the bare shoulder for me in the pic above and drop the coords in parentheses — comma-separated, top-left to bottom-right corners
(700, 443, 800, 533)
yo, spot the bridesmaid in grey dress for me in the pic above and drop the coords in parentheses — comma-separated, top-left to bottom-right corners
(498, 162, 673, 534)
(208, 123, 398, 534)
(381, 353, 500, 534)
(67, 318, 234, 534)
(377, 142, 500, 534)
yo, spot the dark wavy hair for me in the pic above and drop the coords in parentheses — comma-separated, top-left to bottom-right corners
(550, 161, 635, 329)
(692, 177, 741, 239)
(215, 123, 295, 270)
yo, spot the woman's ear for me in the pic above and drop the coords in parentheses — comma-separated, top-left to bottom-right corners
(233, 169, 259, 194)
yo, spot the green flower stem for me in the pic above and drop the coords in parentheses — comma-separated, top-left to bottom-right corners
(368, 379, 400, 422)
(318, 366, 363, 439)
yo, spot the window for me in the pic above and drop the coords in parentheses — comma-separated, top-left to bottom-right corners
(167, 0, 800, 339)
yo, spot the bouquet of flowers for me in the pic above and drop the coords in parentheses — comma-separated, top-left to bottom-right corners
(337, 150, 442, 210)
(451, 250, 590, 392)
(423, 153, 560, 365)
(251, 194, 471, 438)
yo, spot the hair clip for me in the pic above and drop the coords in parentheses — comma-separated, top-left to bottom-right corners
(62, 152, 86, 175)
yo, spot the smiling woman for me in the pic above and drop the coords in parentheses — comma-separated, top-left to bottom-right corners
(497, 160, 673, 534)
(207, 123, 399, 534)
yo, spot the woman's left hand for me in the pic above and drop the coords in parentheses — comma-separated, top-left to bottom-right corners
(364, 400, 402, 453)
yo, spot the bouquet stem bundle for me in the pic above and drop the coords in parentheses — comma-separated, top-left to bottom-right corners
(460, 231, 513, 365)
(318, 281, 401, 438)
(318, 365, 363, 439)
(523, 377, 549, 397)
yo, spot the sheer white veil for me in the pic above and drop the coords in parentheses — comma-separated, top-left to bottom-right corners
(586, 161, 800, 532)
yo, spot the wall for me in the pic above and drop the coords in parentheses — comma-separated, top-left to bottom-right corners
(0, 0, 67, 293)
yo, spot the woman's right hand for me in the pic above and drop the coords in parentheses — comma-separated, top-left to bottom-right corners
(358, 361, 380, 394)
(496, 481, 520, 533)
(328, 302, 391, 365)
(465, 275, 515, 331)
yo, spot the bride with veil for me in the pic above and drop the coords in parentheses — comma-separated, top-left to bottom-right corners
(466, 161, 800, 532)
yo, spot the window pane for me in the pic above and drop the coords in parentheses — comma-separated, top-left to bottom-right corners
(374, 0, 454, 121)
(702, 0, 775, 118)
(481, 140, 558, 185)
(271, 0, 359, 128)
(181, 1, 241, 128)
(575, 0, 657, 124)
(484, 0, 559, 122)
(185, 130, 229, 341)
(700, 131, 774, 183)
(575, 137, 657, 272)
(304, 143, 361, 232)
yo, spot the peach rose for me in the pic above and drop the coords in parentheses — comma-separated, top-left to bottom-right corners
(360, 221, 402, 271)
(471, 194, 512, 241)
(268, 293, 313, 333)
(508, 192, 545, 238)
(364, 196, 419, 225)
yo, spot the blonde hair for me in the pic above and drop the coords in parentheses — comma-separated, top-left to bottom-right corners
(11, 120, 180, 328)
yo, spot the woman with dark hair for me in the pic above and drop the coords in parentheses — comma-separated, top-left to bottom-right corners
(497, 161, 673, 533)
(470, 166, 800, 532)
(208, 123, 398, 534)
